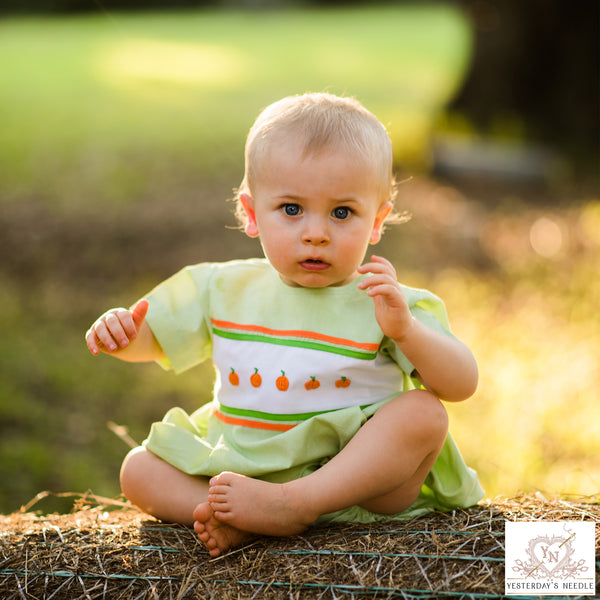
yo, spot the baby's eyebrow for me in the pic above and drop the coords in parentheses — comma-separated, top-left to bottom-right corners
(277, 194, 303, 201)
(331, 197, 361, 204)
(277, 193, 362, 205)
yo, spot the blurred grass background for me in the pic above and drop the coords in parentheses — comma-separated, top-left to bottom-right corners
(1, 1, 598, 514)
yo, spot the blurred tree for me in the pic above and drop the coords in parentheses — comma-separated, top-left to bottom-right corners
(450, 0, 599, 172)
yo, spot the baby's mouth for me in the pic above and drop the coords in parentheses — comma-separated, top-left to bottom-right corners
(300, 258, 330, 271)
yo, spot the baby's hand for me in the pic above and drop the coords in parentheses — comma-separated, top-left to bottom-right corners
(86, 299, 149, 356)
(357, 256, 414, 342)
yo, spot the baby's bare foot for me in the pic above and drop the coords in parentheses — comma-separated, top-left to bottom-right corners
(207, 471, 319, 537)
(193, 501, 252, 557)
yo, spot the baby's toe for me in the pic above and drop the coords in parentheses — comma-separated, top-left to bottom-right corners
(193, 502, 213, 523)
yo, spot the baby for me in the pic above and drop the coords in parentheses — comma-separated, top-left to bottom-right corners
(86, 93, 483, 557)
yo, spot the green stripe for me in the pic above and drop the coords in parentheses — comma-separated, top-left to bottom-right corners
(212, 328, 376, 360)
(218, 403, 374, 423)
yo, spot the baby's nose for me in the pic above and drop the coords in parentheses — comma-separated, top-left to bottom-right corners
(301, 215, 330, 245)
(302, 227, 330, 245)
(300, 213, 330, 244)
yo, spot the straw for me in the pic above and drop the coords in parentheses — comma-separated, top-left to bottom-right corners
(1, 492, 597, 599)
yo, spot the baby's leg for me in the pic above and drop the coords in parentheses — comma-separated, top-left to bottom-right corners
(208, 389, 447, 541)
(120, 447, 251, 556)
(120, 446, 207, 525)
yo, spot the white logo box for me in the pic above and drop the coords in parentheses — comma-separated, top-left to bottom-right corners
(505, 521, 596, 596)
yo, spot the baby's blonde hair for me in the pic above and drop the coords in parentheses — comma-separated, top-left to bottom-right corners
(235, 92, 397, 226)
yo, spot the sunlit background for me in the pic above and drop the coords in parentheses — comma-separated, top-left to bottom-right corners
(0, 0, 598, 514)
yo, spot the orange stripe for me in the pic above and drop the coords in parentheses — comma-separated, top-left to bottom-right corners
(213, 409, 296, 432)
(211, 319, 379, 352)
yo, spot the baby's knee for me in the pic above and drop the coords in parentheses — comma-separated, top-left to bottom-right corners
(386, 389, 449, 441)
(416, 390, 448, 440)
(415, 390, 448, 432)
(119, 446, 150, 499)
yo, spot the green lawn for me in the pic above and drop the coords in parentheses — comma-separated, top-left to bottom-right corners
(0, 6, 471, 207)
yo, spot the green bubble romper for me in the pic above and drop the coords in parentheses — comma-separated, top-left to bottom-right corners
(142, 259, 484, 523)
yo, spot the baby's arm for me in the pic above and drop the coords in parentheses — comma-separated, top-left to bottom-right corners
(357, 256, 478, 402)
(85, 299, 165, 363)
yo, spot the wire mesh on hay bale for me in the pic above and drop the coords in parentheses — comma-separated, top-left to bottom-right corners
(1, 492, 598, 599)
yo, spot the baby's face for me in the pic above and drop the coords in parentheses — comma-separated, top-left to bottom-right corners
(243, 139, 391, 288)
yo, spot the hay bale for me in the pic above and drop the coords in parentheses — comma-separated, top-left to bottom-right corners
(0, 492, 598, 599)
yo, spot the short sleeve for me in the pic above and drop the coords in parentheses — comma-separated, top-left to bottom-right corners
(381, 285, 455, 378)
(144, 264, 216, 374)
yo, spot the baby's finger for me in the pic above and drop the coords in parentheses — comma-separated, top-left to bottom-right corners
(364, 282, 404, 300)
(358, 256, 396, 277)
(357, 273, 398, 290)
(370, 254, 392, 265)
(131, 299, 149, 328)
(368, 255, 395, 270)
(92, 319, 120, 352)
(85, 328, 101, 355)
(105, 311, 134, 348)
(112, 308, 138, 340)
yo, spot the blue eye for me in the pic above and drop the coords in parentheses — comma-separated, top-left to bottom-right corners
(332, 207, 351, 220)
(283, 204, 301, 216)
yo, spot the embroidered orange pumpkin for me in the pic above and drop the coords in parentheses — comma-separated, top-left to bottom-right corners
(229, 368, 239, 386)
(304, 376, 320, 391)
(335, 376, 351, 388)
(250, 367, 262, 388)
(276, 370, 289, 391)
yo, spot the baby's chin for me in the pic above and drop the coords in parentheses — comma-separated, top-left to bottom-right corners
(278, 270, 359, 288)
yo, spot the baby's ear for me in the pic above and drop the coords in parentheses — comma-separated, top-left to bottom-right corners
(369, 201, 393, 244)
(239, 193, 259, 238)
